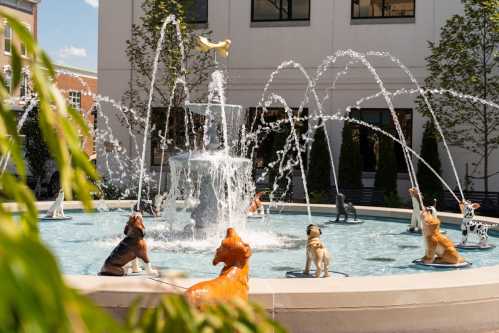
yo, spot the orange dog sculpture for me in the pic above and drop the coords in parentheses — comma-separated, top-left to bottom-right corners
(248, 192, 265, 214)
(421, 210, 464, 265)
(185, 228, 251, 305)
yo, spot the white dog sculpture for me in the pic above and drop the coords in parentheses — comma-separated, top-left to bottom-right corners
(45, 189, 66, 218)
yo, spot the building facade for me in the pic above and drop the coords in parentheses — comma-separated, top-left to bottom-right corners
(54, 64, 98, 157)
(98, 0, 499, 201)
(0, 0, 40, 111)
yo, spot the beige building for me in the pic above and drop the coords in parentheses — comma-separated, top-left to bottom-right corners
(0, 0, 40, 110)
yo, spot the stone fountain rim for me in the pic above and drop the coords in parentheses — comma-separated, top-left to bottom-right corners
(17, 200, 499, 332)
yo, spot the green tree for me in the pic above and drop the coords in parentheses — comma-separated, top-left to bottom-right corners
(374, 134, 400, 206)
(21, 106, 50, 197)
(124, 0, 215, 129)
(338, 122, 362, 190)
(417, 0, 499, 195)
(306, 123, 331, 200)
(417, 121, 443, 203)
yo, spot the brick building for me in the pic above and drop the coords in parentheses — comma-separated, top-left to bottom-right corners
(54, 64, 98, 157)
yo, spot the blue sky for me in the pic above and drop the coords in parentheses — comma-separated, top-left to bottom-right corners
(38, 0, 98, 71)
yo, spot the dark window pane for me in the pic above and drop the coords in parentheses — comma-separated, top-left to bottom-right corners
(252, 0, 309, 21)
(253, 0, 281, 21)
(384, 0, 414, 17)
(291, 0, 309, 19)
(183, 0, 208, 23)
(353, 0, 382, 18)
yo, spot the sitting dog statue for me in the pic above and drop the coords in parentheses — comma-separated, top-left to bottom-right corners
(133, 200, 158, 217)
(99, 212, 157, 276)
(460, 200, 490, 246)
(185, 228, 251, 305)
(248, 191, 265, 215)
(152, 193, 167, 217)
(45, 189, 66, 218)
(335, 193, 357, 222)
(421, 210, 464, 265)
(408, 187, 423, 233)
(304, 224, 331, 278)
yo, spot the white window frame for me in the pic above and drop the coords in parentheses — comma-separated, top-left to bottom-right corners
(4, 22, 12, 55)
(20, 23, 30, 57)
(68, 91, 82, 111)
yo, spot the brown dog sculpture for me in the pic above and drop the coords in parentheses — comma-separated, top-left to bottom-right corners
(421, 210, 464, 265)
(185, 228, 251, 305)
(248, 192, 264, 214)
(99, 213, 157, 276)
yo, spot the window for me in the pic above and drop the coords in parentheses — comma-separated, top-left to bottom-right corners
(252, 0, 310, 22)
(20, 24, 30, 57)
(150, 107, 205, 166)
(3, 69, 12, 93)
(352, 0, 415, 19)
(350, 108, 412, 173)
(182, 0, 208, 24)
(4, 23, 11, 54)
(68, 91, 81, 110)
(20, 72, 29, 97)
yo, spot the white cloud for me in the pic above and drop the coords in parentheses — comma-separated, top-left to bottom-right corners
(59, 46, 88, 59)
(84, 0, 98, 8)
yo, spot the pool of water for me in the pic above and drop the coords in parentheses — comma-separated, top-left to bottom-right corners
(39, 210, 499, 278)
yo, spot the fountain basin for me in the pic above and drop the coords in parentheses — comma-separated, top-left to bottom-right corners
(25, 201, 499, 332)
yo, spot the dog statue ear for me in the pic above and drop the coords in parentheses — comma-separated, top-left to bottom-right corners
(124, 224, 129, 236)
(472, 203, 480, 210)
(306, 224, 313, 235)
(319, 228, 322, 235)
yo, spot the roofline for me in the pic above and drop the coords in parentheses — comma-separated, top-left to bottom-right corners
(54, 63, 97, 79)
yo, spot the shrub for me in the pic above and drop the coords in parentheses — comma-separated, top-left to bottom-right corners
(416, 121, 443, 203)
(306, 122, 331, 195)
(338, 122, 362, 190)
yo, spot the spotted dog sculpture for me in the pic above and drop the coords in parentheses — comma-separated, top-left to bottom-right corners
(99, 213, 157, 276)
(185, 228, 251, 305)
(335, 193, 357, 222)
(304, 224, 331, 278)
(460, 200, 490, 247)
(421, 210, 464, 265)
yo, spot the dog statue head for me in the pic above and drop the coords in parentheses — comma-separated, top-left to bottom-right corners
(124, 212, 145, 238)
(336, 193, 345, 205)
(408, 187, 422, 200)
(460, 200, 480, 219)
(213, 228, 251, 267)
(425, 199, 438, 217)
(306, 224, 322, 238)
(421, 209, 441, 236)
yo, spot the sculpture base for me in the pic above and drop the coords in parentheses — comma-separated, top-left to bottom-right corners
(412, 259, 472, 269)
(326, 219, 364, 225)
(39, 216, 73, 221)
(285, 270, 349, 278)
(455, 243, 496, 251)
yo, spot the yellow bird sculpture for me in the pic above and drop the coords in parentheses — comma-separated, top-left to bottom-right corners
(197, 36, 231, 58)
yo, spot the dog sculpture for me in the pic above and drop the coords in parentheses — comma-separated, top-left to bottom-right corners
(421, 210, 464, 265)
(460, 200, 490, 246)
(153, 193, 167, 216)
(408, 187, 423, 233)
(335, 193, 357, 222)
(185, 228, 251, 305)
(99, 213, 157, 276)
(133, 199, 160, 217)
(45, 189, 66, 218)
(304, 224, 331, 278)
(248, 192, 265, 215)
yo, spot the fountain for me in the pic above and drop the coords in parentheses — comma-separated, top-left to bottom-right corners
(167, 72, 253, 238)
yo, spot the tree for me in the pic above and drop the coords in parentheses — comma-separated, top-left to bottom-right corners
(21, 106, 50, 197)
(374, 134, 400, 205)
(123, 0, 215, 131)
(417, 0, 499, 195)
(338, 122, 362, 190)
(306, 122, 331, 201)
(417, 121, 444, 203)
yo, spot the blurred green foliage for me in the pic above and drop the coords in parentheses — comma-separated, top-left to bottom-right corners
(0, 10, 286, 333)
